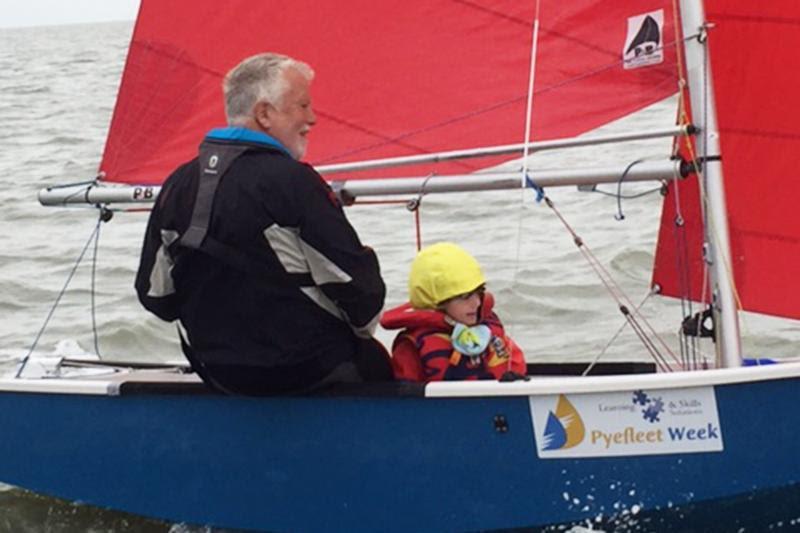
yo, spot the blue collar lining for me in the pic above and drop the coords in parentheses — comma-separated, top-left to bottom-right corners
(205, 127, 292, 158)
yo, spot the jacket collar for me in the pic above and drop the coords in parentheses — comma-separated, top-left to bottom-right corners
(205, 127, 292, 158)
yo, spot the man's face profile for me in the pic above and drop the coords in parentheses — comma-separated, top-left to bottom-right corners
(263, 68, 316, 159)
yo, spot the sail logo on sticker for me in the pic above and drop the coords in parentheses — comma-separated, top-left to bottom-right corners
(623, 10, 664, 69)
(541, 395, 586, 450)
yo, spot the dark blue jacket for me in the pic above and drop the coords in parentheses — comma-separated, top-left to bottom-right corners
(135, 128, 385, 388)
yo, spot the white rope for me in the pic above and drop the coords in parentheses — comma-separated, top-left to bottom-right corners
(510, 1, 543, 341)
(520, 0, 542, 188)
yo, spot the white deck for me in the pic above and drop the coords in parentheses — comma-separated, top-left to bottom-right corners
(0, 361, 798, 397)
(0, 368, 202, 396)
(426, 360, 800, 397)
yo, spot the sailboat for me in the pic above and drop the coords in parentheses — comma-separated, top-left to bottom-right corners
(11, 0, 800, 530)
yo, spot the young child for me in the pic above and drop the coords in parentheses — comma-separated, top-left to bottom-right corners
(380, 242, 526, 382)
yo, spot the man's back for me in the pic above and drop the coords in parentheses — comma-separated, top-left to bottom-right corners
(136, 134, 386, 393)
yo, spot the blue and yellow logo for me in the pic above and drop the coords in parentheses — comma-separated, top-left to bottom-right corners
(542, 395, 586, 450)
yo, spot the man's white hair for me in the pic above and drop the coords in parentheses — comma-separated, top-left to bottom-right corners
(223, 53, 314, 126)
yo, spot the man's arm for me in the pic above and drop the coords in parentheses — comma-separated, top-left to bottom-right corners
(291, 167, 386, 336)
(134, 186, 181, 322)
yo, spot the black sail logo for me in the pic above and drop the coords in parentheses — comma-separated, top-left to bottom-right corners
(623, 10, 664, 69)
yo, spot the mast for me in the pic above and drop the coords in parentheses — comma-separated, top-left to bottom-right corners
(679, 0, 741, 367)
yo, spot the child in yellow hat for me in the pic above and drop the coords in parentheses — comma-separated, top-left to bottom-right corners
(380, 242, 526, 382)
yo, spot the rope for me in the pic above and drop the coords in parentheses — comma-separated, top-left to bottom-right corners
(413, 208, 423, 251)
(685, 22, 744, 365)
(581, 287, 658, 376)
(352, 196, 426, 251)
(670, 4, 712, 369)
(17, 214, 105, 378)
(508, 6, 543, 341)
(90, 209, 108, 359)
(410, 175, 435, 252)
(580, 159, 665, 220)
(45, 179, 97, 190)
(520, 0, 542, 188)
(542, 195, 683, 371)
(613, 160, 644, 220)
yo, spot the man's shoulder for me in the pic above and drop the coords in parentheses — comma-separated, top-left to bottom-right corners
(162, 157, 200, 186)
(241, 150, 319, 179)
(153, 157, 200, 209)
(237, 151, 329, 196)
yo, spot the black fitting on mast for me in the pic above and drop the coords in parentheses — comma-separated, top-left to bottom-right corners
(684, 155, 722, 175)
(98, 206, 114, 222)
(682, 307, 715, 340)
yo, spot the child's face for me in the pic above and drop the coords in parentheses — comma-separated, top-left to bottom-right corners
(441, 290, 482, 326)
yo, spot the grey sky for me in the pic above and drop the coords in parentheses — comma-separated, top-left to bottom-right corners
(2, 0, 140, 28)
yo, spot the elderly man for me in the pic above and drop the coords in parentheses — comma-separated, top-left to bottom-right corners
(135, 53, 390, 394)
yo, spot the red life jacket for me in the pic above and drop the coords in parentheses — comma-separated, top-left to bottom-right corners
(380, 293, 526, 382)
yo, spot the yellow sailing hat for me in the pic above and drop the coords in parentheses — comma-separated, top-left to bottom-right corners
(408, 242, 485, 309)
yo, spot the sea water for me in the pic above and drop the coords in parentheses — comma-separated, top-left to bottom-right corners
(1, 20, 799, 532)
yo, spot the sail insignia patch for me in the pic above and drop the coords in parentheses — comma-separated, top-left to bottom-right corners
(623, 10, 664, 70)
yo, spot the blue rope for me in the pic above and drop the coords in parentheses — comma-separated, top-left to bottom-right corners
(524, 174, 545, 202)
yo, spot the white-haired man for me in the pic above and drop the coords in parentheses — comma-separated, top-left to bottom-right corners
(136, 53, 390, 394)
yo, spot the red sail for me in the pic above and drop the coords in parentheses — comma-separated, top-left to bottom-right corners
(653, 0, 800, 319)
(100, 0, 679, 185)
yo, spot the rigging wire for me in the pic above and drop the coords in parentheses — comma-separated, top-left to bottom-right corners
(509, 11, 694, 366)
(581, 287, 658, 376)
(669, 92, 699, 369)
(17, 211, 106, 378)
(90, 208, 112, 359)
(677, 20, 745, 366)
(671, 2, 710, 369)
(669, 12, 747, 368)
(540, 194, 682, 371)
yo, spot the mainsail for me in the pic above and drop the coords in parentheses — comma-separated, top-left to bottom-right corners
(652, 0, 800, 320)
(100, 0, 680, 185)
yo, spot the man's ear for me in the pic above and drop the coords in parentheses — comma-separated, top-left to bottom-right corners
(254, 101, 272, 130)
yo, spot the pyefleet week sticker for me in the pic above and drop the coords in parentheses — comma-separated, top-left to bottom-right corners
(623, 10, 664, 69)
(529, 387, 723, 458)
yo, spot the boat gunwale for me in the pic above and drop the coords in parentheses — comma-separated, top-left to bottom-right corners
(426, 360, 800, 397)
(0, 361, 798, 397)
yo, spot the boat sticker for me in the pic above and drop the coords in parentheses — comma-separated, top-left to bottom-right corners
(623, 10, 664, 70)
(529, 387, 723, 458)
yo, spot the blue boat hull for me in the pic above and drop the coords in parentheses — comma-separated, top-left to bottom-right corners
(0, 372, 797, 531)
